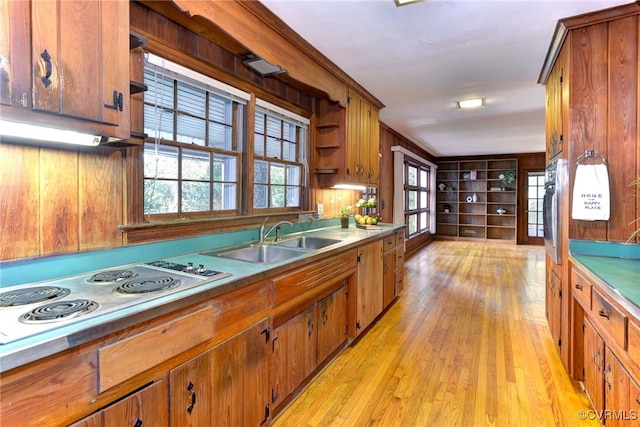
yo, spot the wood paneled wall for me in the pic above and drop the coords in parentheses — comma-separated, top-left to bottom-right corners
(565, 15, 640, 242)
(0, 144, 124, 260)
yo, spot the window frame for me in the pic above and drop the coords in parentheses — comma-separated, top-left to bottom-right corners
(403, 158, 431, 237)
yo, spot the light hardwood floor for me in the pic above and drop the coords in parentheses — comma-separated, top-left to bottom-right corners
(272, 241, 598, 427)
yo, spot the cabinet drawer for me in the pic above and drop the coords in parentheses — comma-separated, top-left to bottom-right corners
(98, 308, 214, 392)
(395, 247, 405, 267)
(571, 267, 592, 309)
(395, 232, 404, 247)
(383, 236, 395, 251)
(626, 319, 640, 377)
(592, 288, 627, 350)
(273, 250, 357, 307)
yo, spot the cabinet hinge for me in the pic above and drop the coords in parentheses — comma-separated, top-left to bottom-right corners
(260, 403, 270, 426)
(582, 323, 586, 334)
(271, 388, 279, 404)
(559, 290, 562, 298)
(356, 321, 361, 330)
(357, 255, 361, 263)
(347, 96, 351, 104)
(559, 134, 563, 142)
(559, 75, 563, 84)
(558, 338, 561, 347)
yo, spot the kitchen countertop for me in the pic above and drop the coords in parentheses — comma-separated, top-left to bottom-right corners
(0, 222, 404, 372)
(569, 239, 640, 315)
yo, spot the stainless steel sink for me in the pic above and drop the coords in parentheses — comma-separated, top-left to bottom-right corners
(208, 245, 308, 264)
(275, 236, 342, 250)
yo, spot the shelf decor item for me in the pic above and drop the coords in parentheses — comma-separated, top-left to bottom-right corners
(472, 193, 478, 203)
(500, 171, 516, 185)
(340, 204, 352, 228)
(497, 207, 507, 215)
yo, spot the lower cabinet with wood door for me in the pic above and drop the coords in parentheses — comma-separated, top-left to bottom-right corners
(354, 239, 384, 337)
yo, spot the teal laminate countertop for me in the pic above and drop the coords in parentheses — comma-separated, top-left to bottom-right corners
(569, 239, 640, 310)
(0, 221, 404, 372)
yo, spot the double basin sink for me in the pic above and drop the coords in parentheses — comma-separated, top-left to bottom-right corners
(201, 236, 342, 264)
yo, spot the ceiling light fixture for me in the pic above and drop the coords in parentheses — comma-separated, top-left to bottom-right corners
(0, 119, 105, 146)
(242, 54, 286, 77)
(394, 0, 424, 6)
(456, 98, 486, 109)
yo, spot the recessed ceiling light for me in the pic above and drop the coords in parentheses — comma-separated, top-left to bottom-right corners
(394, 0, 424, 7)
(456, 98, 486, 109)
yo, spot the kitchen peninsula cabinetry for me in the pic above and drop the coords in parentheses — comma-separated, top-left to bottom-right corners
(314, 91, 380, 187)
(383, 230, 405, 308)
(435, 158, 518, 243)
(573, 263, 640, 423)
(1, 0, 131, 140)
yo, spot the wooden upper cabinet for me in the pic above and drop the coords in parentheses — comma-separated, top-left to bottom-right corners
(544, 45, 566, 163)
(314, 90, 380, 187)
(2, 0, 130, 140)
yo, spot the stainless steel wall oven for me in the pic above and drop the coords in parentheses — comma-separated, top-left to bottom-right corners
(543, 159, 564, 264)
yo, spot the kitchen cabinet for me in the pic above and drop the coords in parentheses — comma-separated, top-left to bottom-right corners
(546, 263, 562, 354)
(382, 231, 405, 309)
(584, 318, 606, 414)
(313, 92, 380, 187)
(212, 318, 271, 426)
(272, 285, 348, 412)
(170, 351, 214, 426)
(317, 286, 348, 364)
(355, 239, 384, 336)
(70, 379, 169, 427)
(544, 44, 567, 163)
(435, 158, 518, 243)
(1, 0, 130, 140)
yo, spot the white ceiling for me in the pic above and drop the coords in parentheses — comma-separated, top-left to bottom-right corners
(260, 0, 631, 157)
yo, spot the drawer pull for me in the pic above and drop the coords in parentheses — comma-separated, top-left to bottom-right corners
(598, 309, 610, 320)
(575, 283, 583, 290)
(187, 381, 196, 414)
(636, 397, 640, 406)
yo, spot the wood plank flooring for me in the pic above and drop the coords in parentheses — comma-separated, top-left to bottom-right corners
(271, 241, 598, 427)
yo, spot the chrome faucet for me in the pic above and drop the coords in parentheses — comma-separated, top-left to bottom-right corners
(259, 217, 293, 243)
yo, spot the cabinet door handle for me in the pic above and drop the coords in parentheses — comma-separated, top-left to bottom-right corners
(40, 50, 53, 88)
(186, 381, 196, 414)
(308, 317, 314, 336)
(598, 309, 610, 320)
(104, 90, 123, 111)
(574, 283, 583, 291)
(604, 364, 612, 390)
(322, 310, 328, 326)
(260, 403, 270, 425)
(593, 348, 601, 371)
(133, 418, 143, 427)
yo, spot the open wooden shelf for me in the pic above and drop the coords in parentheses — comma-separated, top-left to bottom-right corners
(435, 158, 518, 243)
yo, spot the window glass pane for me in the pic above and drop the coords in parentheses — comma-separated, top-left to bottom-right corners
(213, 153, 237, 182)
(144, 69, 174, 108)
(408, 166, 418, 186)
(266, 116, 280, 138)
(420, 170, 428, 188)
(271, 185, 285, 207)
(254, 113, 265, 134)
(144, 105, 174, 140)
(144, 179, 178, 214)
(528, 175, 537, 186)
(176, 81, 206, 117)
(528, 199, 538, 211)
(408, 214, 417, 234)
(528, 212, 537, 223)
(144, 145, 178, 179)
(283, 122, 296, 141)
(254, 184, 268, 208)
(209, 96, 231, 124)
(420, 212, 427, 230)
(266, 137, 280, 158)
(283, 141, 296, 161)
(287, 187, 300, 207)
(528, 186, 538, 199)
(254, 132, 264, 156)
(209, 122, 232, 150)
(420, 191, 427, 208)
(254, 160, 268, 184)
(176, 114, 206, 145)
(287, 165, 301, 185)
(182, 182, 210, 212)
(213, 183, 237, 210)
(270, 163, 285, 185)
(182, 148, 210, 181)
(408, 190, 417, 210)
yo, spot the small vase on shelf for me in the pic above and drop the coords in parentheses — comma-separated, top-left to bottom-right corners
(472, 193, 478, 203)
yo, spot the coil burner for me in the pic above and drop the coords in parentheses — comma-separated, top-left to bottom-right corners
(114, 276, 181, 295)
(19, 299, 99, 323)
(87, 270, 138, 283)
(0, 286, 71, 308)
